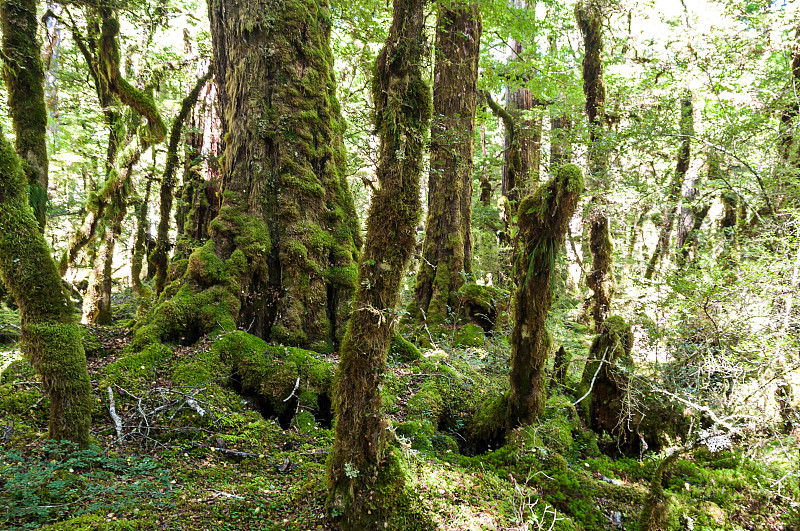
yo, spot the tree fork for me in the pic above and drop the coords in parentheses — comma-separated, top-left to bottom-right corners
(645, 91, 693, 280)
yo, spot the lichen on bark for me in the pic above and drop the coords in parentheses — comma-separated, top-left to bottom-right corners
(507, 163, 583, 430)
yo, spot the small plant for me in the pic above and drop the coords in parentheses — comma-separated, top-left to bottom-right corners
(0, 440, 173, 530)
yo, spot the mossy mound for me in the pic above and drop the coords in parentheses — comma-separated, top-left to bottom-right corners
(389, 333, 422, 363)
(457, 283, 510, 332)
(214, 331, 335, 428)
(453, 322, 485, 347)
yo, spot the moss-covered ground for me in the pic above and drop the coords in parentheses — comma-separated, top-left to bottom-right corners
(0, 307, 796, 530)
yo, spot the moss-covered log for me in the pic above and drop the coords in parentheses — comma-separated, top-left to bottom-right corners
(410, 3, 480, 326)
(0, 0, 49, 231)
(149, 70, 212, 295)
(645, 91, 693, 280)
(327, 0, 432, 525)
(507, 164, 583, 430)
(0, 128, 92, 447)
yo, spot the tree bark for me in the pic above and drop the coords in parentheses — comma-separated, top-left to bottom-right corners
(1, 0, 50, 231)
(327, 0, 431, 525)
(149, 70, 212, 295)
(411, 3, 481, 325)
(507, 164, 583, 429)
(0, 129, 92, 447)
(131, 0, 362, 352)
(576, 0, 616, 330)
(645, 91, 693, 280)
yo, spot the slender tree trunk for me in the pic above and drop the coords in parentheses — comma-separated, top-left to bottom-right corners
(327, 0, 431, 525)
(1, 0, 49, 231)
(0, 130, 93, 447)
(411, 2, 480, 325)
(150, 70, 211, 294)
(576, 0, 615, 330)
(645, 91, 693, 280)
(507, 164, 583, 429)
(776, 28, 800, 211)
(131, 179, 152, 312)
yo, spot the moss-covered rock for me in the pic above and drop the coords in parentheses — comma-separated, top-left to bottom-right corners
(453, 322, 485, 347)
(389, 333, 422, 363)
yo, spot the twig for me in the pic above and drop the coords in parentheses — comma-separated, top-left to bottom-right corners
(107, 386, 124, 444)
(283, 377, 300, 403)
(572, 347, 610, 407)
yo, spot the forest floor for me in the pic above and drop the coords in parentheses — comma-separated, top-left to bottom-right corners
(0, 303, 798, 531)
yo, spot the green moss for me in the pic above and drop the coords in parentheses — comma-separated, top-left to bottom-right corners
(214, 332, 334, 420)
(294, 410, 317, 433)
(186, 244, 226, 286)
(394, 419, 436, 450)
(326, 265, 359, 289)
(453, 323, 485, 347)
(389, 333, 422, 362)
(80, 327, 104, 358)
(102, 343, 172, 389)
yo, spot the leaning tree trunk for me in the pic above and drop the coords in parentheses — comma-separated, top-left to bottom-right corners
(1, 0, 49, 231)
(645, 91, 693, 280)
(149, 70, 211, 295)
(0, 130, 93, 447)
(576, 0, 616, 331)
(507, 164, 583, 429)
(411, 2, 480, 326)
(327, 0, 431, 526)
(130, 0, 362, 353)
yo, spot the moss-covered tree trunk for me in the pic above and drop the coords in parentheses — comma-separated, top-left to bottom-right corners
(576, 0, 616, 331)
(1, 0, 49, 231)
(776, 30, 800, 211)
(644, 91, 693, 280)
(149, 71, 211, 295)
(0, 130, 93, 447)
(139, 0, 362, 352)
(507, 164, 583, 429)
(327, 0, 431, 525)
(411, 3, 480, 325)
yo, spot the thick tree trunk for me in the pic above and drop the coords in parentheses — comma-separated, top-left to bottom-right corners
(1, 0, 49, 231)
(131, 0, 362, 353)
(576, 0, 615, 330)
(197, 0, 361, 352)
(644, 91, 693, 280)
(0, 130, 92, 447)
(327, 0, 431, 526)
(507, 164, 583, 429)
(411, 3, 480, 325)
